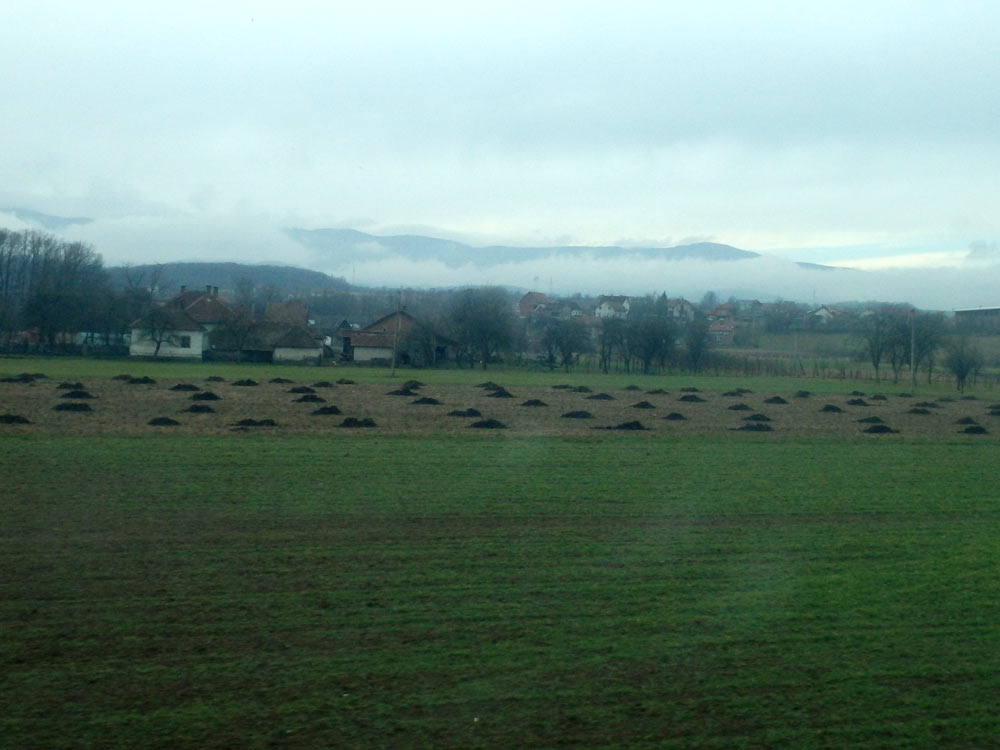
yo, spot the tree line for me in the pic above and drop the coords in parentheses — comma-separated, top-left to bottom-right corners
(0, 228, 157, 352)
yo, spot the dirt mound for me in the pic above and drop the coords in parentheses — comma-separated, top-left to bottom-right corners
(521, 399, 547, 407)
(470, 419, 506, 429)
(794, 391, 812, 398)
(907, 408, 932, 415)
(191, 391, 221, 401)
(411, 396, 442, 405)
(764, 396, 788, 404)
(623, 385, 642, 391)
(646, 388, 669, 395)
(386, 388, 419, 396)
(148, 417, 180, 426)
(598, 420, 649, 431)
(269, 377, 294, 384)
(552, 384, 574, 390)
(54, 402, 92, 412)
(914, 401, 940, 408)
(311, 381, 334, 388)
(0, 413, 31, 424)
(448, 408, 482, 417)
(232, 379, 259, 387)
(233, 418, 277, 427)
(289, 386, 315, 393)
(961, 425, 989, 434)
(955, 417, 979, 425)
(61, 390, 96, 399)
(572, 386, 592, 393)
(341, 417, 376, 428)
(336, 378, 356, 385)
(2, 372, 47, 383)
(184, 404, 215, 413)
(678, 394, 706, 402)
(820, 404, 843, 412)
(170, 383, 200, 391)
(961, 395, 978, 400)
(631, 401, 656, 409)
(586, 393, 615, 400)
(477, 381, 501, 389)
(727, 403, 751, 411)
(898, 392, 913, 398)
(127, 376, 156, 385)
(663, 412, 686, 421)
(744, 413, 771, 422)
(294, 394, 326, 403)
(487, 388, 514, 398)
(846, 398, 868, 406)
(310, 405, 343, 415)
(402, 380, 425, 390)
(562, 410, 594, 419)
(870, 394, 888, 401)
(857, 416, 884, 424)
(112, 374, 133, 381)
(732, 423, 773, 431)
(864, 424, 898, 434)
(205, 376, 226, 382)
(850, 390, 866, 396)
(57, 381, 84, 389)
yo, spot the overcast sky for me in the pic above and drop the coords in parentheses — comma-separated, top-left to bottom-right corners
(2, 1, 998, 306)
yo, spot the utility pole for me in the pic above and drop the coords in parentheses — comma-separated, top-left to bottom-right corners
(391, 290, 402, 377)
(910, 307, 917, 391)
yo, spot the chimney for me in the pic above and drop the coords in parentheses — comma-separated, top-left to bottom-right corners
(213, 286, 219, 298)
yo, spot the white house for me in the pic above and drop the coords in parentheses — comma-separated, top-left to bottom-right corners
(594, 295, 631, 319)
(129, 286, 231, 359)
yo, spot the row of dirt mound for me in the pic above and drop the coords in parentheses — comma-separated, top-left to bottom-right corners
(2, 374, 995, 436)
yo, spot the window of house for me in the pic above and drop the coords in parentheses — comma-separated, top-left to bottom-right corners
(180, 335, 192, 348)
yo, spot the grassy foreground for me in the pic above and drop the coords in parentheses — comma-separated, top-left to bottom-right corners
(3, 434, 1000, 748)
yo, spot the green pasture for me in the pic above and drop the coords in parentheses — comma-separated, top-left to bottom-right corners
(4, 433, 1000, 748)
(0, 354, 983, 397)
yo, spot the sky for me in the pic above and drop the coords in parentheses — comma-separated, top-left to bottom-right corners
(1, 1, 999, 308)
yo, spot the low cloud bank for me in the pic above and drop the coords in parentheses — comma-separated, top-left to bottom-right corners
(317, 251, 1000, 311)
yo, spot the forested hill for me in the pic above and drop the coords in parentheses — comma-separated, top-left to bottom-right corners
(106, 262, 351, 296)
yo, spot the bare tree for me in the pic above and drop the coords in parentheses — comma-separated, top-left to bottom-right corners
(944, 336, 984, 392)
(448, 287, 513, 370)
(541, 318, 590, 372)
(859, 311, 891, 381)
(684, 318, 710, 372)
(133, 306, 180, 357)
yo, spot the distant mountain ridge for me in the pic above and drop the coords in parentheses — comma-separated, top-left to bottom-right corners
(285, 227, 766, 267)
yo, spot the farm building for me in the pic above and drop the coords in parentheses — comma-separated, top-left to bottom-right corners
(129, 286, 231, 359)
(131, 285, 325, 362)
(340, 311, 454, 365)
(955, 307, 1000, 332)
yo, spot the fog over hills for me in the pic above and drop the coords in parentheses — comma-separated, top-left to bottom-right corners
(4, 207, 1000, 310)
(285, 227, 764, 267)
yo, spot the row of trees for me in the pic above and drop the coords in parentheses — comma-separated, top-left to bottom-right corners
(415, 288, 712, 374)
(2, 230, 110, 349)
(857, 308, 986, 390)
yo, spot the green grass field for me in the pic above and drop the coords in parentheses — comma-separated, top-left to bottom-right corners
(4, 430, 1000, 749)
